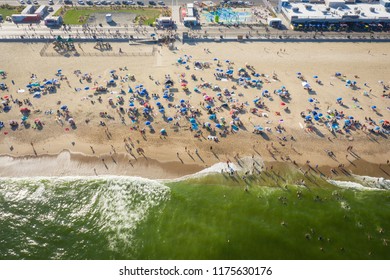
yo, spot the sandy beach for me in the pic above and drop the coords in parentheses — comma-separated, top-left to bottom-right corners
(0, 41, 389, 179)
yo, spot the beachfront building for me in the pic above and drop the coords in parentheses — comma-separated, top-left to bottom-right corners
(280, 0, 390, 30)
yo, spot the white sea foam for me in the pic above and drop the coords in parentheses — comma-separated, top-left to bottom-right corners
(327, 179, 388, 191)
(0, 176, 170, 256)
(163, 156, 264, 183)
(353, 175, 390, 190)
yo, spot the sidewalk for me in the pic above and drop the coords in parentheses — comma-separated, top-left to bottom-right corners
(171, 5, 182, 25)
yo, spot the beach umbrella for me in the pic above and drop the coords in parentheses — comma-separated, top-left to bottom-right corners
(21, 116, 28, 121)
(3, 95, 9, 99)
(128, 87, 133, 93)
(150, 33, 156, 37)
(145, 121, 151, 126)
(225, 60, 230, 63)
(180, 108, 187, 112)
(160, 129, 166, 134)
(349, 116, 354, 119)
(336, 97, 342, 101)
(163, 94, 169, 99)
(167, 117, 173, 122)
(374, 126, 380, 131)
(31, 82, 40, 87)
(371, 106, 377, 109)
(129, 102, 134, 107)
(213, 58, 218, 61)
(44, 80, 53, 85)
(318, 113, 323, 118)
(156, 102, 162, 107)
(190, 118, 196, 123)
(110, 70, 116, 73)
(205, 122, 211, 127)
(60, 105, 68, 110)
(143, 108, 149, 113)
(33, 92, 41, 98)
(302, 82, 310, 88)
(313, 75, 318, 79)
(84, 86, 90, 90)
(305, 115, 312, 120)
(308, 98, 314, 103)
(296, 72, 302, 76)
(216, 123, 222, 129)
(206, 104, 212, 109)
(34, 118, 40, 123)
(180, 99, 185, 103)
(159, 108, 165, 113)
(346, 80, 351, 84)
(253, 98, 260, 103)
(280, 102, 286, 106)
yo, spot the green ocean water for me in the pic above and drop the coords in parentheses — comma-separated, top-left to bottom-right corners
(0, 175, 389, 260)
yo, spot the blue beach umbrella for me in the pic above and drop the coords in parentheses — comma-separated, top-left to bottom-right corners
(60, 105, 68, 110)
(167, 117, 173, 122)
(84, 86, 90, 90)
(159, 108, 165, 113)
(313, 75, 318, 79)
(337, 97, 342, 101)
(372, 105, 377, 109)
(145, 121, 151, 126)
(180, 99, 185, 103)
(308, 98, 314, 102)
(190, 118, 196, 123)
(129, 102, 134, 107)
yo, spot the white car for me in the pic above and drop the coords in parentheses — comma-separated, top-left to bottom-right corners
(33, 0, 39, 4)
(78, 0, 85, 4)
(20, 0, 25, 4)
(157, 0, 164, 5)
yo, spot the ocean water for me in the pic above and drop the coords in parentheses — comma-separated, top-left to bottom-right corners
(0, 174, 389, 260)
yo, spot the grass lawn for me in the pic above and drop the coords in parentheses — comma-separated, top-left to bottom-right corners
(58, 7, 166, 25)
(0, 5, 25, 18)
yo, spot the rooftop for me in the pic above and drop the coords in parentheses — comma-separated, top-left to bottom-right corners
(282, 2, 390, 22)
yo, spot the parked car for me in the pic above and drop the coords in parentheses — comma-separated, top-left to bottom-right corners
(26, 0, 32, 4)
(137, 1, 144, 5)
(64, 0, 73, 4)
(48, 0, 54, 5)
(78, 0, 85, 4)
(149, 0, 156, 5)
(157, 1, 164, 5)
(48, 6, 54, 11)
(19, 0, 25, 4)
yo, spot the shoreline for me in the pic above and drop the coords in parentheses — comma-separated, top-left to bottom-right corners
(1, 149, 389, 181)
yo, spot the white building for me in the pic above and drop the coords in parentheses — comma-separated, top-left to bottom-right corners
(280, 0, 390, 28)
